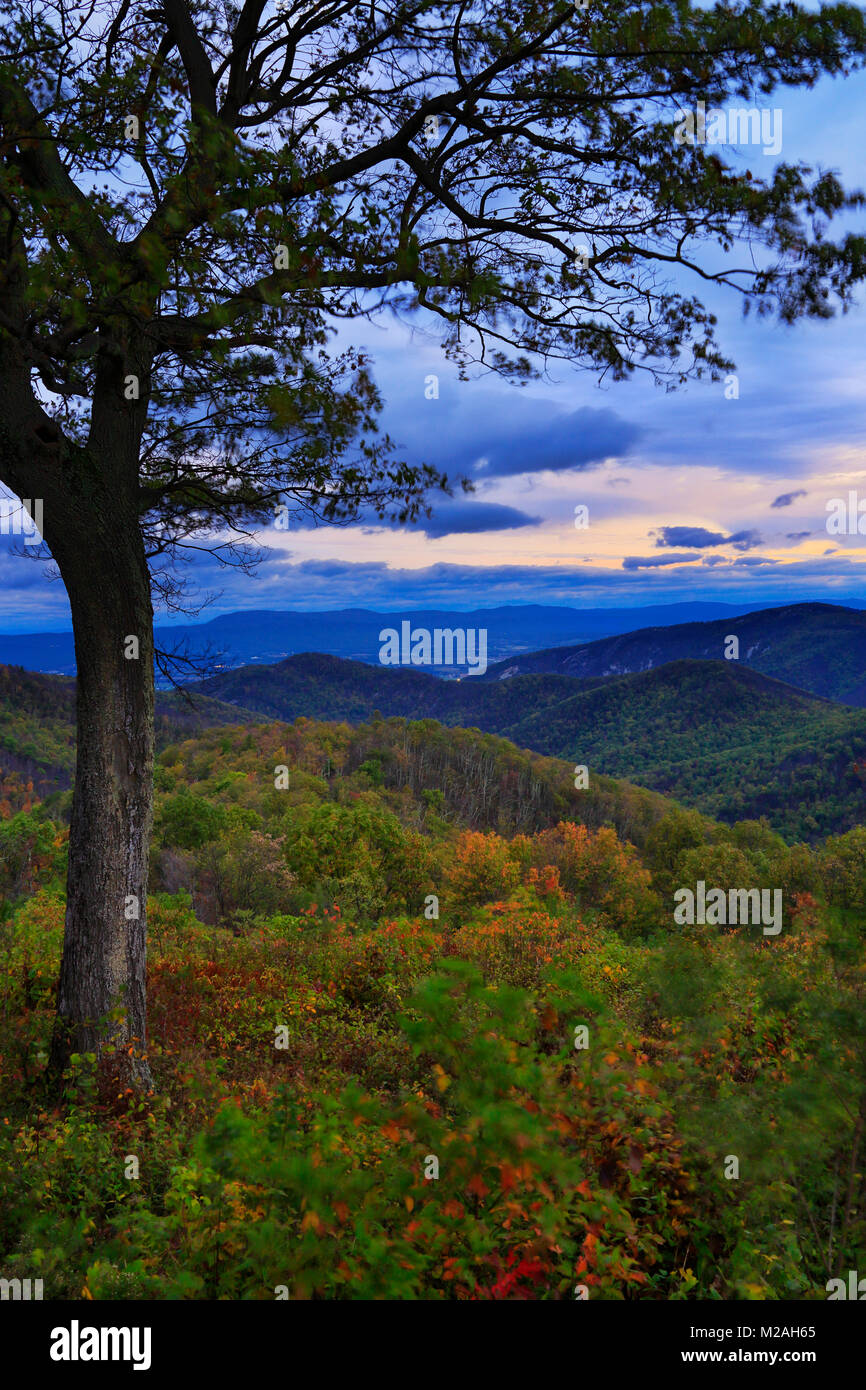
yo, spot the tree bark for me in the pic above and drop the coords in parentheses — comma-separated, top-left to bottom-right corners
(47, 508, 155, 1086)
(0, 215, 157, 1086)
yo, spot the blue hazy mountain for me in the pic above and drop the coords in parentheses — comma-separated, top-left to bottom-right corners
(0, 600, 805, 677)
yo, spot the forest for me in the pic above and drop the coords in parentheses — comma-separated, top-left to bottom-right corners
(1, 711, 864, 1299)
(195, 653, 866, 842)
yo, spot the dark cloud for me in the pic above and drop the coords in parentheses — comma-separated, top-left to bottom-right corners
(622, 553, 700, 570)
(198, 553, 866, 611)
(722, 531, 767, 552)
(786, 531, 811, 540)
(653, 526, 763, 552)
(404, 402, 643, 480)
(701, 555, 779, 570)
(287, 500, 541, 538)
(282, 557, 390, 579)
(772, 490, 808, 508)
(655, 526, 728, 548)
(405, 501, 542, 538)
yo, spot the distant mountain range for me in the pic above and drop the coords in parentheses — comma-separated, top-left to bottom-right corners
(483, 601, 866, 706)
(4, 600, 866, 841)
(0, 600, 802, 678)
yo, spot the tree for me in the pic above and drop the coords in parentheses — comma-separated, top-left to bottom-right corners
(0, 0, 864, 1083)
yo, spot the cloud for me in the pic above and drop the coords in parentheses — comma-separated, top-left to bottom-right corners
(701, 554, 780, 570)
(622, 553, 701, 570)
(724, 531, 766, 552)
(404, 501, 542, 538)
(289, 499, 541, 538)
(6, 547, 866, 633)
(388, 398, 643, 481)
(185, 551, 866, 613)
(653, 526, 763, 551)
(772, 490, 808, 508)
(0, 550, 55, 587)
(786, 531, 811, 540)
(466, 407, 643, 479)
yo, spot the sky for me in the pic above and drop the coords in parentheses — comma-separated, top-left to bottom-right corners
(2, 32, 866, 631)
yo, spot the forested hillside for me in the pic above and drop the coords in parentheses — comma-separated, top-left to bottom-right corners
(0, 665, 261, 813)
(195, 653, 866, 842)
(501, 662, 866, 842)
(482, 602, 866, 705)
(8, 651, 866, 841)
(2, 713, 865, 1300)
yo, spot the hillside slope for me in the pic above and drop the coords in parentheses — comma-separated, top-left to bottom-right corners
(195, 650, 603, 727)
(483, 602, 866, 706)
(499, 660, 866, 842)
(196, 652, 866, 841)
(0, 664, 262, 810)
(7, 641, 866, 842)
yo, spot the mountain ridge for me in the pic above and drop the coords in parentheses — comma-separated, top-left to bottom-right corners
(5, 600, 866, 840)
(482, 602, 866, 705)
(0, 598, 833, 678)
(191, 648, 866, 841)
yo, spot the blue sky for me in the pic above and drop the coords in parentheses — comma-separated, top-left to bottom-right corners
(2, 40, 866, 631)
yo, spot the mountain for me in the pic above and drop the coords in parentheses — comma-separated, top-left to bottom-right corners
(0, 600, 793, 678)
(0, 659, 678, 848)
(195, 650, 866, 841)
(482, 602, 866, 706)
(498, 660, 866, 843)
(8, 593, 866, 840)
(194, 649, 603, 726)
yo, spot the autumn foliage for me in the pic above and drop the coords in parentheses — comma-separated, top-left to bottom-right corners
(1, 718, 865, 1299)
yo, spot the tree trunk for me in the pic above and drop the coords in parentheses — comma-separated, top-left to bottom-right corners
(0, 236, 158, 1088)
(48, 514, 155, 1088)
